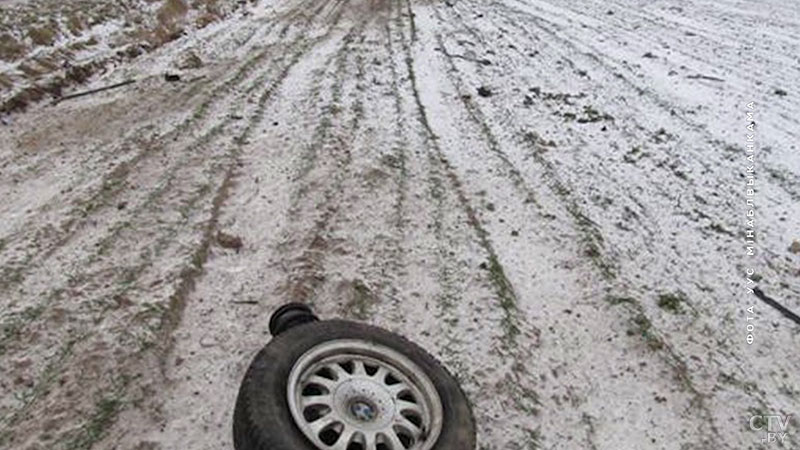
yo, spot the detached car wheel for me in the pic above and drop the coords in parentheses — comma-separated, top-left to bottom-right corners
(233, 310, 475, 450)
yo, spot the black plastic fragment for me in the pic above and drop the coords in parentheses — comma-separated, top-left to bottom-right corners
(753, 287, 800, 326)
(268, 303, 319, 336)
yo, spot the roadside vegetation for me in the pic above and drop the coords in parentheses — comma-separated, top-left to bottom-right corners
(0, 0, 254, 114)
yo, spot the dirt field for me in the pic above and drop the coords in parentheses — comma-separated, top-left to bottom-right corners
(1, 0, 798, 449)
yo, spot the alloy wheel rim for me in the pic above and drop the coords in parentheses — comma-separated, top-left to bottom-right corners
(286, 339, 443, 450)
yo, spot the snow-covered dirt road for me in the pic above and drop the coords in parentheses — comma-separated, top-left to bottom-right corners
(1, 0, 798, 449)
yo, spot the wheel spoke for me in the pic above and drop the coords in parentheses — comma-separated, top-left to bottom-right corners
(383, 430, 406, 450)
(306, 375, 336, 389)
(353, 359, 367, 376)
(395, 415, 422, 436)
(309, 415, 338, 435)
(327, 363, 351, 381)
(364, 431, 378, 450)
(331, 424, 357, 450)
(372, 366, 389, 381)
(386, 381, 410, 394)
(301, 394, 332, 408)
(395, 399, 422, 415)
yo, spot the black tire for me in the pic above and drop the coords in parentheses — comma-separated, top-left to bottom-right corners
(233, 319, 476, 450)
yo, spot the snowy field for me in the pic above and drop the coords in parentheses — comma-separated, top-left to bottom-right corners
(0, 0, 798, 449)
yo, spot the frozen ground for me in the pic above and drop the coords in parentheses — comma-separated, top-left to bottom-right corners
(0, 0, 799, 449)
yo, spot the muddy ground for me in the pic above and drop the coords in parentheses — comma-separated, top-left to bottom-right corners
(0, 0, 799, 449)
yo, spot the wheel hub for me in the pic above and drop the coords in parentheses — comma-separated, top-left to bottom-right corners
(334, 378, 395, 429)
(349, 400, 377, 422)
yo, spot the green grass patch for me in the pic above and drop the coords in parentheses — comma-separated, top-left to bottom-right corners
(0, 305, 45, 356)
(605, 295, 636, 306)
(63, 397, 122, 450)
(525, 428, 543, 449)
(486, 254, 520, 345)
(627, 312, 664, 351)
(577, 105, 614, 123)
(62, 375, 130, 450)
(345, 280, 374, 320)
(657, 292, 686, 314)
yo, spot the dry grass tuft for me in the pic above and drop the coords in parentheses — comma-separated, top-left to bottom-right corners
(18, 63, 43, 77)
(28, 25, 58, 46)
(157, 0, 189, 28)
(0, 33, 28, 61)
(0, 61, 102, 115)
(0, 74, 13, 90)
(145, 0, 190, 46)
(195, 12, 219, 29)
(66, 14, 85, 36)
(194, 0, 223, 28)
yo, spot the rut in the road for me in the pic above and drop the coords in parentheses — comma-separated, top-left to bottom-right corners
(0, 1, 351, 447)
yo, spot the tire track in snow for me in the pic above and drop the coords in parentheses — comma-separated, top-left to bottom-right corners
(491, 0, 796, 309)
(323, 3, 416, 323)
(0, 15, 287, 229)
(400, 1, 549, 446)
(276, 17, 371, 311)
(490, 0, 795, 288)
(99, 5, 367, 449)
(431, 12, 616, 281)
(428, 1, 738, 448)
(0, 0, 340, 336)
(0, 4, 351, 447)
(497, 0, 800, 147)
(0, 23, 292, 297)
(514, 0, 800, 141)
(439, 2, 796, 448)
